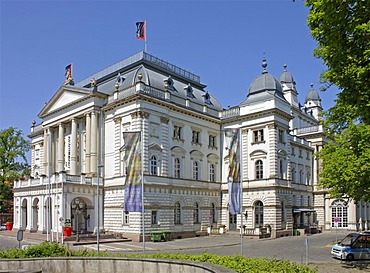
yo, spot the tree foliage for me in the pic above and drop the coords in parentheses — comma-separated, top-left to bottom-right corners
(0, 127, 30, 212)
(318, 123, 370, 202)
(306, 0, 370, 201)
(306, 0, 370, 127)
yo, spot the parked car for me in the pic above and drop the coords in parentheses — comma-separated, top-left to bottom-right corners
(0, 224, 6, 231)
(331, 232, 370, 261)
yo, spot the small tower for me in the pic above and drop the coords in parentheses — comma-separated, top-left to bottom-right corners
(279, 64, 299, 107)
(304, 83, 322, 119)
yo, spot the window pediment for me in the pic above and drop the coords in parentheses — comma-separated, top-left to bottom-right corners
(250, 149, 267, 157)
(148, 143, 162, 152)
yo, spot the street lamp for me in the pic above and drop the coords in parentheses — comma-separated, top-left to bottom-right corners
(71, 198, 84, 242)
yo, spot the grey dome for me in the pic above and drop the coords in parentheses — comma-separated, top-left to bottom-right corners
(248, 72, 283, 95)
(279, 64, 295, 85)
(305, 84, 321, 103)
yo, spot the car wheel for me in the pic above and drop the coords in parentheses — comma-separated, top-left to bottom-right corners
(346, 254, 354, 261)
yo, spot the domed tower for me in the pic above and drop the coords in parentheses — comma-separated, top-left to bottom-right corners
(279, 64, 299, 108)
(304, 83, 322, 120)
(240, 57, 287, 107)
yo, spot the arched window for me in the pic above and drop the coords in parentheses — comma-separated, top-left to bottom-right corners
(331, 199, 348, 228)
(279, 160, 284, 179)
(193, 161, 199, 180)
(150, 155, 157, 175)
(174, 158, 181, 178)
(210, 203, 216, 224)
(254, 201, 264, 227)
(291, 167, 296, 183)
(299, 169, 304, 184)
(209, 164, 216, 182)
(256, 160, 263, 179)
(193, 202, 200, 224)
(174, 202, 182, 224)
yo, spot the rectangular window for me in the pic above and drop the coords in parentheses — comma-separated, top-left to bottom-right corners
(291, 148, 295, 156)
(299, 149, 303, 158)
(192, 130, 200, 144)
(209, 135, 216, 148)
(151, 210, 158, 225)
(253, 129, 264, 143)
(306, 151, 310, 160)
(278, 129, 284, 143)
(173, 125, 182, 140)
(123, 211, 129, 225)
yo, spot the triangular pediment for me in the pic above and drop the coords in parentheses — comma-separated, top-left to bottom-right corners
(148, 143, 162, 151)
(38, 85, 91, 118)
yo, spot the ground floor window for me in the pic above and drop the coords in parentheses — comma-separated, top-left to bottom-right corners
(331, 199, 348, 228)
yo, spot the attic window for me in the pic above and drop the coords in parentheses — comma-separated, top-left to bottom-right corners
(184, 84, 195, 98)
(164, 76, 175, 91)
(203, 91, 213, 105)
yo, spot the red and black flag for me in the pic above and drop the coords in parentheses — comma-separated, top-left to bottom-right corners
(136, 21, 146, 40)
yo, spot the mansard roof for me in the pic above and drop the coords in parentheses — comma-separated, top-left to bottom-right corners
(74, 51, 223, 111)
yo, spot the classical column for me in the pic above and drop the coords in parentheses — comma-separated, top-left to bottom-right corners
(114, 117, 122, 176)
(268, 123, 278, 178)
(131, 111, 149, 173)
(85, 113, 91, 175)
(57, 124, 64, 172)
(90, 111, 98, 176)
(160, 116, 169, 176)
(70, 118, 77, 175)
(43, 129, 48, 176)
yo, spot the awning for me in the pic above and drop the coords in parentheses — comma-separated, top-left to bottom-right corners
(293, 208, 316, 214)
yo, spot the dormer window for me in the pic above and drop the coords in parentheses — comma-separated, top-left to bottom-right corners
(202, 91, 213, 105)
(164, 76, 175, 91)
(184, 84, 195, 98)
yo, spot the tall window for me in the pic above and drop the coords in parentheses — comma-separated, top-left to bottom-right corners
(210, 203, 216, 223)
(174, 158, 181, 178)
(173, 125, 182, 140)
(253, 129, 264, 143)
(193, 161, 199, 180)
(193, 203, 200, 224)
(150, 155, 157, 175)
(256, 160, 263, 179)
(291, 167, 296, 183)
(123, 211, 129, 225)
(151, 210, 158, 225)
(278, 129, 284, 143)
(279, 160, 284, 179)
(174, 202, 182, 224)
(192, 130, 200, 144)
(209, 135, 216, 148)
(254, 201, 264, 227)
(331, 199, 348, 228)
(299, 169, 303, 184)
(209, 164, 216, 182)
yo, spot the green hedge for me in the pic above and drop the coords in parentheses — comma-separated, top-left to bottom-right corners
(0, 242, 316, 273)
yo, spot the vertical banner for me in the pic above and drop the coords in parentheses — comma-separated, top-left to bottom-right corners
(123, 132, 142, 212)
(225, 128, 241, 215)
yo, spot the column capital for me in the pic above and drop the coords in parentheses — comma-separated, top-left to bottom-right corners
(131, 111, 149, 119)
(113, 116, 122, 124)
(160, 116, 169, 124)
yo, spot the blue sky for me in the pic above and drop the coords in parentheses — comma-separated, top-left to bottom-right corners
(1, 0, 338, 140)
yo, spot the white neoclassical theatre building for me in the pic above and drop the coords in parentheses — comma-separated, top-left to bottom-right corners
(13, 51, 369, 241)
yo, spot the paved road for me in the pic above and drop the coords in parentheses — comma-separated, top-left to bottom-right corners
(1, 229, 368, 273)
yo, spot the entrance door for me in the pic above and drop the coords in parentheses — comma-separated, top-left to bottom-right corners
(229, 213, 237, 230)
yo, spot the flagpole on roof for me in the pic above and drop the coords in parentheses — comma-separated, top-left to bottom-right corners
(144, 20, 147, 52)
(239, 128, 243, 256)
(141, 119, 145, 253)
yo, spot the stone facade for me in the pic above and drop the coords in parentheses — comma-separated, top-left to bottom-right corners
(13, 51, 369, 241)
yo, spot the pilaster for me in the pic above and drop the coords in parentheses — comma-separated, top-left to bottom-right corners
(160, 116, 170, 176)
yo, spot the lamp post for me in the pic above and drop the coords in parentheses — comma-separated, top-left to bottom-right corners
(71, 198, 84, 242)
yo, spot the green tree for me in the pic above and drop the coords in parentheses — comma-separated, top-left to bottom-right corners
(306, 0, 370, 201)
(0, 127, 30, 213)
(306, 0, 370, 127)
